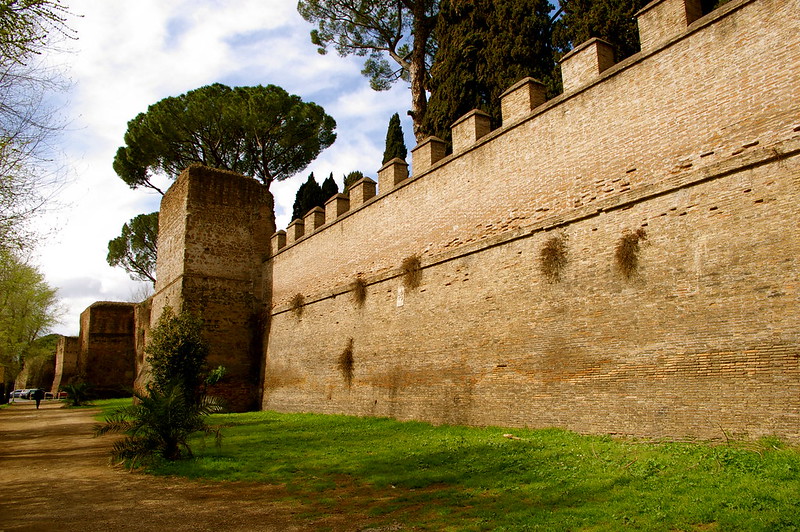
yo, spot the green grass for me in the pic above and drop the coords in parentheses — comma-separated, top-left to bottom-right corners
(92, 397, 134, 421)
(133, 411, 800, 530)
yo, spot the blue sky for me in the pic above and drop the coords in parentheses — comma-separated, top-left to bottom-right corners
(38, 0, 415, 335)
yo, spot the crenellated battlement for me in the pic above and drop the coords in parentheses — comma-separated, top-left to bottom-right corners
(268, 0, 798, 307)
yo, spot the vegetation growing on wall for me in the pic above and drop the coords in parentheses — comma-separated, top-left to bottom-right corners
(615, 228, 647, 279)
(401, 254, 423, 289)
(351, 276, 367, 307)
(540, 233, 569, 283)
(290, 293, 305, 318)
(337, 337, 354, 387)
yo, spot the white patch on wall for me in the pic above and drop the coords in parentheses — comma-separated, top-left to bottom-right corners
(396, 285, 405, 307)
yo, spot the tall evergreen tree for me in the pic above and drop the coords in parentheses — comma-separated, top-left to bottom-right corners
(342, 171, 364, 195)
(553, 0, 730, 61)
(382, 113, 407, 164)
(553, 0, 649, 61)
(321, 172, 339, 200)
(292, 173, 326, 220)
(421, 0, 557, 144)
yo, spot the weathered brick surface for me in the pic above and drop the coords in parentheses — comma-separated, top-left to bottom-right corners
(51, 336, 79, 392)
(77, 302, 136, 397)
(264, 150, 800, 440)
(261, 0, 800, 440)
(560, 38, 615, 94)
(269, 0, 798, 311)
(150, 165, 274, 412)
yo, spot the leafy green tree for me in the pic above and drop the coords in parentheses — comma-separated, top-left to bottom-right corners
(107, 212, 158, 286)
(342, 170, 364, 195)
(0, 249, 61, 397)
(0, 1, 74, 251)
(96, 307, 223, 464)
(297, 0, 438, 141)
(321, 172, 339, 199)
(382, 112, 407, 164)
(145, 307, 211, 406)
(15, 333, 58, 389)
(113, 83, 336, 194)
(292, 172, 326, 220)
(422, 0, 557, 144)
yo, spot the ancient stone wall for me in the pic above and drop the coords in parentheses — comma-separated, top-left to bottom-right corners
(76, 302, 136, 397)
(150, 165, 275, 412)
(51, 335, 79, 392)
(260, 0, 800, 440)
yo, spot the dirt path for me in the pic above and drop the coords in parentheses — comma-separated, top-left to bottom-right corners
(0, 402, 393, 532)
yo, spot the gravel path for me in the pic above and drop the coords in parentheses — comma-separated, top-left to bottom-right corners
(0, 402, 375, 531)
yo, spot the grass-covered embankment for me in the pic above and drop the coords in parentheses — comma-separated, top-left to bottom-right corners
(128, 409, 800, 530)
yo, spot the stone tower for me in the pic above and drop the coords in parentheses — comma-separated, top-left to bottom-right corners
(150, 165, 274, 412)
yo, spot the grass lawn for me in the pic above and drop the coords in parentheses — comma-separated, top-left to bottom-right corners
(100, 408, 800, 531)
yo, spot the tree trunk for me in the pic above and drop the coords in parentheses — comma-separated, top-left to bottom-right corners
(408, 4, 435, 142)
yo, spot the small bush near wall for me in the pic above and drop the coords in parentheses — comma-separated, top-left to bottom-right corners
(290, 293, 305, 318)
(351, 276, 367, 307)
(540, 234, 569, 283)
(615, 228, 648, 279)
(401, 254, 422, 289)
(338, 338, 354, 387)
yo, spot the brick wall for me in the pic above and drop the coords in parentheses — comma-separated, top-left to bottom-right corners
(78, 302, 136, 397)
(261, 0, 800, 440)
(150, 165, 274, 412)
(51, 335, 80, 392)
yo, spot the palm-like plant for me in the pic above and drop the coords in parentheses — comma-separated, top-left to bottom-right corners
(61, 382, 93, 407)
(95, 383, 223, 467)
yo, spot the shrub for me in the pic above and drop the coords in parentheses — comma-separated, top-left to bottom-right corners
(95, 383, 222, 467)
(401, 254, 422, 289)
(146, 307, 209, 405)
(338, 338, 355, 387)
(61, 382, 93, 407)
(615, 228, 648, 279)
(540, 234, 568, 283)
(97, 308, 223, 466)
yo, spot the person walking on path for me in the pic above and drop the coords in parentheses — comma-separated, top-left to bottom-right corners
(32, 388, 45, 409)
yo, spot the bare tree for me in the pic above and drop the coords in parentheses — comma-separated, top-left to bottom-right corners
(0, 0, 75, 251)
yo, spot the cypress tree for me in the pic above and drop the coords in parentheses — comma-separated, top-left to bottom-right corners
(382, 113, 408, 164)
(553, 0, 730, 62)
(321, 172, 339, 200)
(292, 172, 325, 220)
(553, 0, 649, 62)
(343, 171, 364, 195)
(421, 0, 556, 145)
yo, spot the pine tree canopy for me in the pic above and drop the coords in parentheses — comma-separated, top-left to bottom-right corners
(113, 83, 336, 194)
